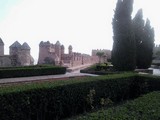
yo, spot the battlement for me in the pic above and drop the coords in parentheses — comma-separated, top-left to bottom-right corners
(39, 41, 51, 47)
(38, 40, 99, 67)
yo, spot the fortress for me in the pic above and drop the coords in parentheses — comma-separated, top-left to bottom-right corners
(38, 41, 100, 67)
(0, 38, 111, 67)
(0, 38, 34, 67)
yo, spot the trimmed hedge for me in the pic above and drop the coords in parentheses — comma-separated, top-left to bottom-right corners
(72, 91, 160, 120)
(0, 64, 52, 70)
(80, 64, 120, 75)
(80, 69, 121, 75)
(0, 73, 160, 120)
(0, 65, 66, 79)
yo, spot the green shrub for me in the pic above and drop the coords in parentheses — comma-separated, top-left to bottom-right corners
(132, 75, 160, 96)
(0, 66, 66, 78)
(72, 91, 160, 120)
(80, 64, 116, 75)
(0, 73, 136, 120)
(0, 73, 160, 120)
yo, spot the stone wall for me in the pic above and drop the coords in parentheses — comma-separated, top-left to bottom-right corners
(38, 41, 101, 67)
(0, 55, 12, 67)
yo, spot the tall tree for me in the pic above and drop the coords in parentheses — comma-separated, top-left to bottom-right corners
(133, 9, 145, 68)
(112, 0, 136, 71)
(133, 9, 155, 68)
(138, 19, 154, 68)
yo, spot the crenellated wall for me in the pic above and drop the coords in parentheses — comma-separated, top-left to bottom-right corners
(38, 41, 99, 67)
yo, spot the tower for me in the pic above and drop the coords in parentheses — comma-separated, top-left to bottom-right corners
(0, 38, 4, 55)
(55, 41, 61, 59)
(38, 41, 50, 64)
(61, 45, 65, 55)
(9, 41, 22, 66)
(9, 41, 21, 56)
(21, 42, 31, 65)
(68, 45, 73, 54)
(38, 41, 55, 64)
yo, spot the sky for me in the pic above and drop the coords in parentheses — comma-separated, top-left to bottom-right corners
(0, 0, 160, 62)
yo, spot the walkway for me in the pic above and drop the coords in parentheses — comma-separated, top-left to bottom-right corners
(66, 63, 93, 72)
(0, 64, 98, 84)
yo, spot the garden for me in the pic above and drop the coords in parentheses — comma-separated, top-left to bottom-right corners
(0, 73, 160, 120)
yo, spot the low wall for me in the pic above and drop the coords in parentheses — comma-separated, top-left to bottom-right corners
(0, 55, 12, 67)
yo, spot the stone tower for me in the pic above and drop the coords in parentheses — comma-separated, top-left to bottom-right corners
(61, 45, 65, 55)
(9, 41, 34, 66)
(9, 41, 21, 56)
(0, 38, 4, 56)
(9, 41, 22, 66)
(55, 41, 61, 59)
(38, 41, 55, 64)
(21, 42, 31, 65)
(68, 45, 73, 54)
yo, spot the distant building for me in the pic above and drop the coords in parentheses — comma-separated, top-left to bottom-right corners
(38, 41, 99, 67)
(0, 38, 34, 67)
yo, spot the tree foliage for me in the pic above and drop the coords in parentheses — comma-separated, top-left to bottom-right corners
(133, 9, 145, 68)
(112, 0, 155, 70)
(133, 9, 155, 69)
(96, 52, 105, 63)
(112, 0, 136, 71)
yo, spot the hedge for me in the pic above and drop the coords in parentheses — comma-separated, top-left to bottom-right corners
(72, 91, 160, 120)
(0, 65, 66, 79)
(0, 73, 160, 120)
(0, 64, 52, 70)
(80, 64, 120, 75)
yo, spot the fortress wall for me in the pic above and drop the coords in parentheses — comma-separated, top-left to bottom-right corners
(0, 55, 12, 67)
(37, 41, 104, 67)
(38, 46, 52, 64)
(72, 60, 82, 67)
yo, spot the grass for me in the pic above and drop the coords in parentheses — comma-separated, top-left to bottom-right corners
(69, 91, 160, 120)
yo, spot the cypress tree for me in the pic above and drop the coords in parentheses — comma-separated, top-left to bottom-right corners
(133, 10, 155, 68)
(139, 19, 154, 68)
(133, 9, 145, 68)
(112, 0, 136, 71)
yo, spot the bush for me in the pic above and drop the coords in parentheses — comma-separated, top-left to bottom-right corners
(80, 64, 116, 75)
(0, 73, 160, 120)
(0, 73, 136, 120)
(0, 66, 66, 79)
(72, 91, 160, 120)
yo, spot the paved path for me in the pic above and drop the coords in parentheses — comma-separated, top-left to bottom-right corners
(0, 64, 98, 84)
(66, 63, 93, 72)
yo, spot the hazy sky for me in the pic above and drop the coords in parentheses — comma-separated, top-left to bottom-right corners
(0, 0, 160, 61)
